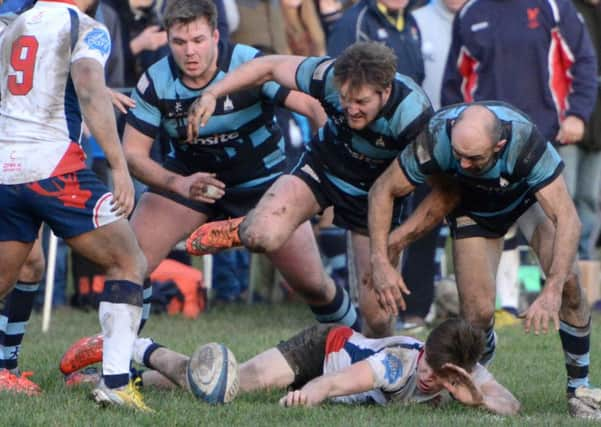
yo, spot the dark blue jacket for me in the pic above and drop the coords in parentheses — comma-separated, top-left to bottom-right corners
(327, 0, 425, 85)
(441, 0, 598, 143)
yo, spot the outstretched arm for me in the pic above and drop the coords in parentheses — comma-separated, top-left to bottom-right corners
(279, 360, 375, 407)
(522, 175, 581, 334)
(368, 159, 417, 315)
(187, 55, 306, 140)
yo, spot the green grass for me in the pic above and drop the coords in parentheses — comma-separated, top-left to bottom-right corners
(7, 303, 601, 426)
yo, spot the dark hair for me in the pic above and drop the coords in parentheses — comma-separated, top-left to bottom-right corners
(163, 0, 217, 32)
(425, 318, 485, 373)
(333, 41, 397, 93)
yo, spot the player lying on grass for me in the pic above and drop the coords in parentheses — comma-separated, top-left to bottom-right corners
(62, 318, 521, 415)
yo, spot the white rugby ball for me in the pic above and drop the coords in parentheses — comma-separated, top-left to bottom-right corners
(186, 342, 240, 404)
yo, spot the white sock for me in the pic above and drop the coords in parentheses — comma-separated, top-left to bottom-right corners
(132, 337, 154, 365)
(496, 249, 520, 310)
(99, 301, 142, 377)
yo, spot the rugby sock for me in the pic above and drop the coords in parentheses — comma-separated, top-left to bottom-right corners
(138, 278, 152, 333)
(0, 281, 39, 371)
(559, 318, 590, 394)
(480, 325, 497, 367)
(309, 284, 360, 331)
(99, 280, 143, 389)
(132, 337, 163, 369)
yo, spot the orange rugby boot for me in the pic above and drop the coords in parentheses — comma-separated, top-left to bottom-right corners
(186, 217, 244, 256)
(0, 369, 41, 396)
(59, 334, 103, 375)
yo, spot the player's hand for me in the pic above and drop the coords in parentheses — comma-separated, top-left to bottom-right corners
(109, 89, 136, 114)
(131, 25, 167, 53)
(279, 385, 325, 407)
(556, 115, 585, 144)
(175, 172, 226, 203)
(519, 286, 561, 335)
(110, 166, 136, 217)
(187, 92, 218, 142)
(369, 259, 410, 316)
(279, 390, 311, 407)
(440, 363, 484, 407)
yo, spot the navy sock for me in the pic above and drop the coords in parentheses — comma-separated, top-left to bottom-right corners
(309, 284, 360, 331)
(559, 318, 590, 394)
(0, 281, 39, 371)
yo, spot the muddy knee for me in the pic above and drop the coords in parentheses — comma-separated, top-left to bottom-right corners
(240, 220, 286, 253)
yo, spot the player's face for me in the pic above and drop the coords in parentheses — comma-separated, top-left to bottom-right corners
(451, 142, 496, 175)
(338, 82, 391, 130)
(168, 17, 219, 84)
(416, 355, 444, 394)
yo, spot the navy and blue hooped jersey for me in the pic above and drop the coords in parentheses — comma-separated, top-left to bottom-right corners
(295, 56, 433, 195)
(126, 42, 290, 187)
(399, 101, 564, 219)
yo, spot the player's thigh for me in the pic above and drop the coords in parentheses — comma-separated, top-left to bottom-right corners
(131, 192, 208, 274)
(65, 218, 145, 282)
(244, 174, 321, 241)
(453, 236, 502, 324)
(518, 203, 556, 273)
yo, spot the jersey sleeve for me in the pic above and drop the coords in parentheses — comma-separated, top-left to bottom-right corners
(508, 123, 564, 191)
(366, 347, 414, 394)
(397, 130, 442, 185)
(72, 23, 111, 68)
(295, 56, 335, 101)
(125, 72, 161, 138)
(525, 142, 564, 191)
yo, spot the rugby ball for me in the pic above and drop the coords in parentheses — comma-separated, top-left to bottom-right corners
(186, 342, 240, 404)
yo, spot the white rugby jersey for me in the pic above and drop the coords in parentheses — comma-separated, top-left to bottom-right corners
(323, 326, 492, 405)
(0, 0, 111, 184)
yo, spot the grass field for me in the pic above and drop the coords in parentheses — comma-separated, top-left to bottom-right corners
(5, 302, 601, 427)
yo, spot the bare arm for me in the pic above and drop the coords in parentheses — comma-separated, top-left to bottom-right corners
(187, 55, 306, 140)
(522, 175, 581, 334)
(122, 124, 225, 203)
(71, 58, 133, 217)
(441, 364, 520, 416)
(367, 159, 417, 314)
(387, 175, 460, 254)
(279, 360, 375, 407)
(282, 90, 327, 132)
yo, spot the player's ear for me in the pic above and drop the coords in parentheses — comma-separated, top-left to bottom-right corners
(494, 139, 507, 153)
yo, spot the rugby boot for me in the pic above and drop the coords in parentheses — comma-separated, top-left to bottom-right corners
(92, 379, 153, 412)
(60, 334, 103, 375)
(64, 367, 101, 387)
(186, 217, 244, 256)
(569, 386, 601, 420)
(0, 369, 41, 395)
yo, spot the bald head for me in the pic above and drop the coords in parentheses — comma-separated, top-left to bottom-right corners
(450, 105, 505, 174)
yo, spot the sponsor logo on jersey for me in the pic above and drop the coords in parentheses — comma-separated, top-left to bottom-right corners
(381, 353, 403, 384)
(84, 28, 110, 56)
(192, 131, 239, 145)
(499, 177, 509, 187)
